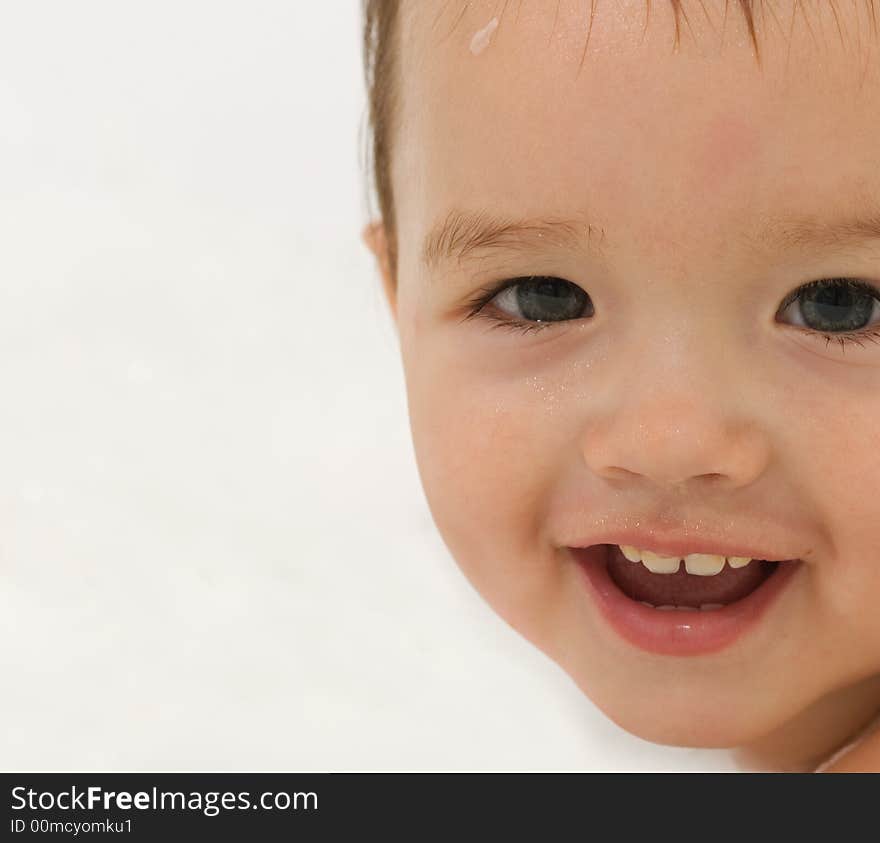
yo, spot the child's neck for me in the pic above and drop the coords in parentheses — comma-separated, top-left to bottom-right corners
(730, 673, 880, 772)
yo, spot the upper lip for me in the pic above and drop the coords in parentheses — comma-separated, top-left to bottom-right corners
(566, 527, 805, 562)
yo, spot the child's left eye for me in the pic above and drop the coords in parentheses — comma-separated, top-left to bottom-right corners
(462, 276, 593, 335)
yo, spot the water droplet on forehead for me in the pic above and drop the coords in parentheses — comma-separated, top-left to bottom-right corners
(470, 17, 499, 56)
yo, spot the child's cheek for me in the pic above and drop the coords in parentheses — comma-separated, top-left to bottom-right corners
(401, 331, 575, 634)
(818, 514, 880, 643)
(798, 395, 880, 635)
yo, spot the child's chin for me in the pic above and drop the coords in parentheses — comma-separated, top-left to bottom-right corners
(604, 703, 766, 749)
(622, 720, 755, 750)
(563, 671, 780, 750)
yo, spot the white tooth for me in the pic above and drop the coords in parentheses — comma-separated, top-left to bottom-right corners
(684, 553, 726, 576)
(620, 545, 642, 563)
(638, 601, 655, 608)
(700, 603, 725, 611)
(727, 556, 753, 569)
(655, 605, 677, 610)
(639, 550, 681, 574)
(675, 606, 698, 612)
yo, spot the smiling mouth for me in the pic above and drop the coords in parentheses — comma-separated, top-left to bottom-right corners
(602, 544, 782, 609)
(571, 544, 803, 655)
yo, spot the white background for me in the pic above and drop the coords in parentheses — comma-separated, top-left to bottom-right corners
(0, 1, 740, 771)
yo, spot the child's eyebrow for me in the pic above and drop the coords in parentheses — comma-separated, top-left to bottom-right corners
(422, 203, 880, 272)
(422, 209, 603, 272)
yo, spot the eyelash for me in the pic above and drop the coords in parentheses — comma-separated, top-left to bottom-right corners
(462, 276, 880, 352)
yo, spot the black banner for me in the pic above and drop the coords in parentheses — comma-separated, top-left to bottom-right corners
(0, 772, 871, 839)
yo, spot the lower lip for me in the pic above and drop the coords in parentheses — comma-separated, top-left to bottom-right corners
(572, 546, 803, 657)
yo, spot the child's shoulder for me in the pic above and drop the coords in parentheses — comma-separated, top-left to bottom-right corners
(815, 711, 880, 773)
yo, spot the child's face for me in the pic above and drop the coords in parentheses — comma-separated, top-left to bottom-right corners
(367, 0, 880, 759)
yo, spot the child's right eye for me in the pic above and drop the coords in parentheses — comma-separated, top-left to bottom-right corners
(462, 276, 594, 335)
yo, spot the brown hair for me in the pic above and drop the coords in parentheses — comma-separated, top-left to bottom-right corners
(361, 1, 869, 287)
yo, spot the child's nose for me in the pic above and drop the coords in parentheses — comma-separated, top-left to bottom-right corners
(577, 335, 772, 491)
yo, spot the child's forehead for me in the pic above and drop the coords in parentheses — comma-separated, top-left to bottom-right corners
(400, 0, 878, 114)
(403, 0, 878, 55)
(394, 1, 880, 265)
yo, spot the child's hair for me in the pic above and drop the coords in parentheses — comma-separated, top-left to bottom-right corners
(361, 0, 770, 286)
